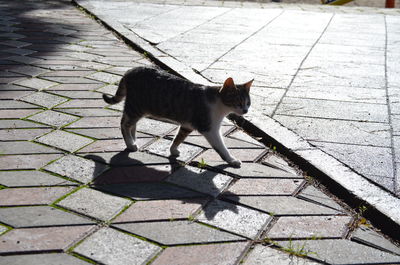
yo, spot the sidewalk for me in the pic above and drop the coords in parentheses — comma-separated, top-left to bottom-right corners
(0, 0, 400, 264)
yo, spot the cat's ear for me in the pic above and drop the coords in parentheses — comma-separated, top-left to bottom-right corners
(243, 79, 254, 93)
(220, 77, 236, 93)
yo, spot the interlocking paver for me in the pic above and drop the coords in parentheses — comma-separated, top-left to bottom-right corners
(113, 199, 206, 222)
(86, 71, 121, 83)
(77, 138, 152, 153)
(0, 186, 74, 206)
(58, 107, 120, 117)
(48, 83, 103, 91)
(65, 116, 119, 128)
(0, 225, 94, 254)
(19, 91, 68, 108)
(94, 164, 172, 185)
(0, 253, 91, 265)
(0, 119, 51, 129)
(152, 242, 249, 265)
(0, 128, 52, 141)
(57, 187, 131, 221)
(197, 199, 271, 239)
(195, 148, 266, 164)
(0, 154, 60, 170)
(44, 154, 106, 183)
(27, 110, 79, 127)
(352, 226, 400, 255)
(216, 162, 302, 178)
(115, 220, 244, 245)
(14, 78, 57, 90)
(0, 170, 73, 187)
(82, 151, 172, 166)
(36, 130, 94, 152)
(65, 127, 124, 139)
(166, 165, 233, 197)
(136, 118, 177, 136)
(266, 216, 352, 239)
(73, 227, 161, 265)
(298, 186, 344, 212)
(279, 239, 400, 264)
(242, 245, 320, 265)
(224, 196, 339, 216)
(0, 109, 39, 119)
(56, 99, 107, 108)
(0, 206, 94, 228)
(0, 141, 60, 155)
(226, 178, 302, 195)
(145, 138, 203, 162)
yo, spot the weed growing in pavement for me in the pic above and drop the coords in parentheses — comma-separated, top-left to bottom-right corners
(198, 158, 207, 169)
(264, 237, 317, 258)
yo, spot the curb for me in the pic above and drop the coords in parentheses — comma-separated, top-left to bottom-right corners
(74, 0, 400, 239)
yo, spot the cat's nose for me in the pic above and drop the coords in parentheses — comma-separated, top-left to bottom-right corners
(242, 108, 248, 114)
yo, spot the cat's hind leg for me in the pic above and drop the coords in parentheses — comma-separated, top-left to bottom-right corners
(121, 113, 140, 152)
(202, 130, 241, 167)
(170, 126, 192, 157)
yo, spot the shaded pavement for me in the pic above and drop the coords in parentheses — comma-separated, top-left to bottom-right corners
(0, 0, 400, 264)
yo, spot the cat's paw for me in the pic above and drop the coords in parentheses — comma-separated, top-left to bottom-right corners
(228, 158, 241, 168)
(126, 143, 139, 152)
(170, 147, 180, 157)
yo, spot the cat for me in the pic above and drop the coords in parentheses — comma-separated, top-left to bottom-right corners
(103, 66, 253, 167)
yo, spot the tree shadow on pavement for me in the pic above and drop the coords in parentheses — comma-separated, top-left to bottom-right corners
(85, 150, 239, 221)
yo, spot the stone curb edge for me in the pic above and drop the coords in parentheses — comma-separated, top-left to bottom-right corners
(74, 0, 400, 238)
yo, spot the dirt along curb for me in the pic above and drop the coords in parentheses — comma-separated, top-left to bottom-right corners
(73, 0, 400, 240)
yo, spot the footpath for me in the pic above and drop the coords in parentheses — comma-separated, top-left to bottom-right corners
(0, 0, 400, 264)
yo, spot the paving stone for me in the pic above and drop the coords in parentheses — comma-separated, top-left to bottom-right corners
(65, 116, 120, 128)
(0, 119, 51, 129)
(73, 227, 161, 265)
(279, 239, 400, 264)
(352, 226, 400, 255)
(195, 148, 266, 165)
(0, 128, 51, 141)
(136, 118, 177, 135)
(223, 196, 339, 216)
(57, 187, 131, 221)
(94, 164, 172, 185)
(19, 91, 68, 108)
(40, 70, 96, 79)
(36, 130, 94, 152)
(0, 90, 32, 100)
(65, 127, 124, 139)
(0, 99, 38, 109)
(0, 206, 94, 228)
(0, 225, 8, 235)
(0, 109, 39, 119)
(0, 170, 73, 187)
(82, 151, 172, 166)
(274, 115, 391, 147)
(242, 245, 320, 265)
(0, 141, 60, 155)
(113, 198, 206, 223)
(14, 78, 58, 90)
(27, 110, 79, 127)
(0, 253, 91, 265)
(44, 154, 106, 184)
(267, 215, 352, 239)
(0, 187, 73, 206)
(57, 99, 107, 108)
(47, 83, 103, 91)
(226, 179, 302, 195)
(145, 138, 203, 162)
(166, 165, 233, 197)
(77, 138, 153, 153)
(96, 182, 203, 200)
(0, 225, 94, 254)
(197, 199, 271, 239)
(0, 154, 60, 170)
(298, 186, 344, 212)
(215, 162, 302, 179)
(116, 220, 244, 245)
(152, 242, 249, 265)
(277, 97, 388, 122)
(86, 71, 121, 84)
(42, 76, 102, 84)
(262, 153, 299, 175)
(58, 107, 120, 117)
(96, 84, 117, 94)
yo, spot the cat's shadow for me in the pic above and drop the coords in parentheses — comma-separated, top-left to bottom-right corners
(85, 150, 239, 221)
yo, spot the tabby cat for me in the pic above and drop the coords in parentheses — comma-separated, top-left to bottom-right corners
(103, 66, 253, 167)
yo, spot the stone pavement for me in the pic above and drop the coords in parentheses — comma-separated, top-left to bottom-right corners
(75, 0, 400, 234)
(0, 0, 400, 264)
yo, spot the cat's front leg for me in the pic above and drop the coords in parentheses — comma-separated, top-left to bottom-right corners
(202, 130, 241, 167)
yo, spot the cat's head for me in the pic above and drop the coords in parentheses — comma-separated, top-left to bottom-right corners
(219, 77, 253, 115)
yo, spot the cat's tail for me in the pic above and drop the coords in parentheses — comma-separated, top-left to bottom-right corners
(102, 76, 127, 105)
